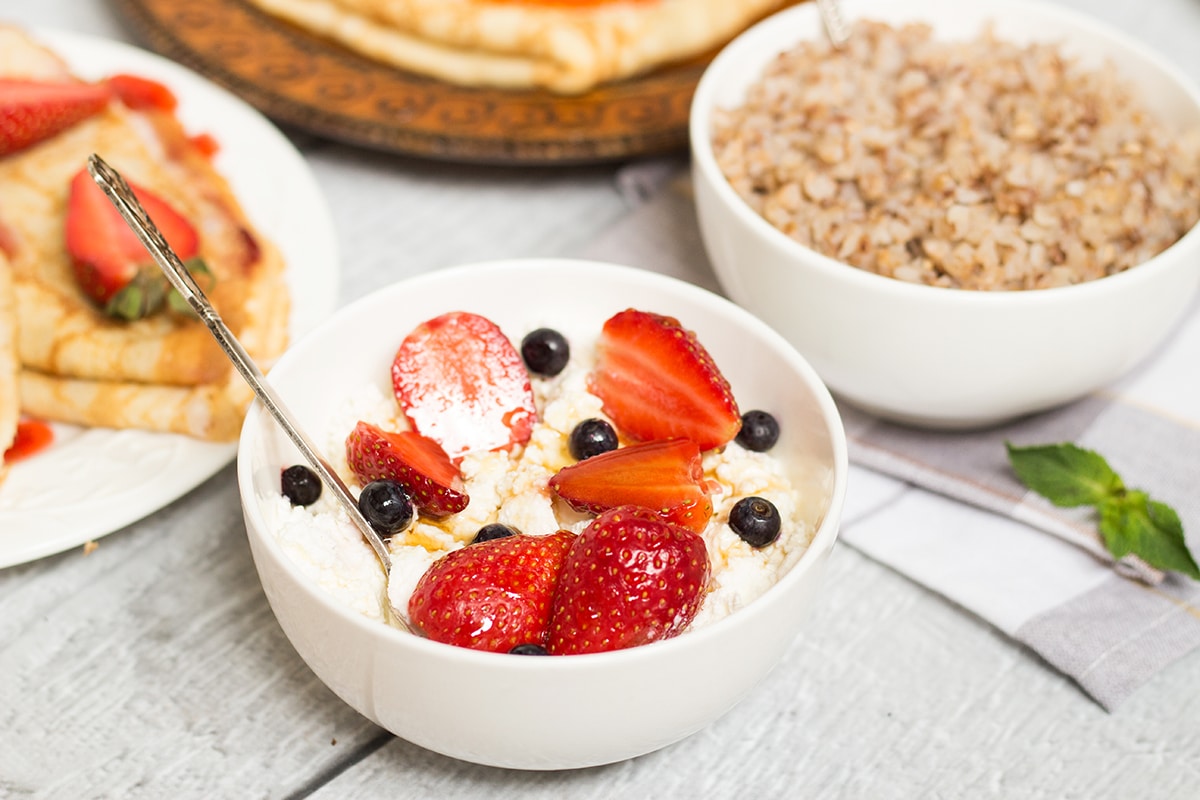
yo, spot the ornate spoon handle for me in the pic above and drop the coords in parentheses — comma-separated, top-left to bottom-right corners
(817, 0, 850, 49)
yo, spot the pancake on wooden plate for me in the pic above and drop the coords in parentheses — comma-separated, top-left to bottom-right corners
(246, 0, 791, 94)
(0, 26, 290, 442)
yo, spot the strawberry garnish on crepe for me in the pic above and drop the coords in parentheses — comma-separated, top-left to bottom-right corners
(345, 420, 469, 517)
(64, 167, 210, 320)
(3, 418, 54, 463)
(548, 438, 714, 532)
(0, 78, 111, 156)
(590, 309, 741, 452)
(105, 73, 177, 112)
(391, 311, 536, 462)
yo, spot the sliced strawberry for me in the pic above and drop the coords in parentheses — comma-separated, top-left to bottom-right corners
(408, 530, 576, 653)
(189, 132, 221, 159)
(547, 506, 710, 655)
(391, 311, 536, 462)
(345, 420, 469, 517)
(0, 78, 111, 156)
(106, 73, 177, 112)
(3, 418, 55, 463)
(64, 167, 201, 319)
(590, 309, 741, 451)
(548, 438, 713, 532)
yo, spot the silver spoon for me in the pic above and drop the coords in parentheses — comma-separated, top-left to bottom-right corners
(86, 153, 415, 635)
(817, 0, 850, 49)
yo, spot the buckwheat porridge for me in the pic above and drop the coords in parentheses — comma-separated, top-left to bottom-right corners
(711, 20, 1200, 290)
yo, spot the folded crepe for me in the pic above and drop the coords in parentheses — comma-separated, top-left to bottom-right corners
(245, 0, 790, 94)
(0, 26, 289, 441)
(0, 246, 17, 461)
(2, 24, 63, 466)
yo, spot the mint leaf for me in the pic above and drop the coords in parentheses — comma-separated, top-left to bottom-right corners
(1098, 492, 1200, 579)
(1006, 441, 1199, 580)
(1005, 442, 1123, 507)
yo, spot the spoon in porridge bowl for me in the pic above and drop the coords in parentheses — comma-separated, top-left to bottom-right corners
(816, 0, 850, 48)
(85, 154, 418, 635)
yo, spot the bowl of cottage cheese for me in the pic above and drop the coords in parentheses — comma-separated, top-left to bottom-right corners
(236, 258, 847, 770)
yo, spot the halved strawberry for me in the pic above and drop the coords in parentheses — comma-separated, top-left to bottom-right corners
(106, 73, 177, 112)
(548, 438, 713, 533)
(345, 420, 469, 517)
(547, 506, 710, 655)
(391, 311, 536, 462)
(408, 530, 576, 653)
(590, 309, 741, 451)
(64, 167, 203, 320)
(0, 78, 111, 156)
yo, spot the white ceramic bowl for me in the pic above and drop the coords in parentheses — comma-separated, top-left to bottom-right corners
(237, 259, 847, 770)
(690, 0, 1200, 428)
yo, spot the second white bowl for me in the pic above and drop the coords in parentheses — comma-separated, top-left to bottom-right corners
(690, 0, 1200, 428)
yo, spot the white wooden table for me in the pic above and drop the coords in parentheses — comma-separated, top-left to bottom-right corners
(3, 1, 1199, 797)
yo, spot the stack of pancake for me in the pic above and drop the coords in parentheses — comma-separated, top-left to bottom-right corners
(0, 26, 290, 478)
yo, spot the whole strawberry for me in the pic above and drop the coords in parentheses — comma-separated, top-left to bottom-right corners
(64, 167, 205, 320)
(408, 531, 576, 653)
(547, 506, 711, 655)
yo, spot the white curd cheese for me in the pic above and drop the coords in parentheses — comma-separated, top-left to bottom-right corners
(265, 494, 388, 622)
(268, 332, 814, 636)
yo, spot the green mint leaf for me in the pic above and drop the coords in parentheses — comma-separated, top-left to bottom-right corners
(1007, 441, 1199, 580)
(1098, 492, 1200, 579)
(1005, 442, 1124, 507)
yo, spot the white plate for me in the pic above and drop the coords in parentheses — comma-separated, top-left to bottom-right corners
(0, 29, 339, 568)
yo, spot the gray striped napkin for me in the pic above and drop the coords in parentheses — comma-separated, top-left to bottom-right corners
(576, 161, 1200, 710)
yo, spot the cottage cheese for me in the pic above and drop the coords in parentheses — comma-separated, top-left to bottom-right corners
(266, 333, 814, 635)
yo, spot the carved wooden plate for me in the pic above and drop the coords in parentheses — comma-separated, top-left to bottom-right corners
(110, 0, 802, 165)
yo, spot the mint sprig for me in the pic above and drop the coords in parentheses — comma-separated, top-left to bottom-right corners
(1005, 442, 1199, 580)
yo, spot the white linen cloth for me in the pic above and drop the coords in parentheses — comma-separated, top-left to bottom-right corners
(576, 162, 1200, 710)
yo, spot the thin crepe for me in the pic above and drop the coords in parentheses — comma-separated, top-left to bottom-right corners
(246, 0, 790, 94)
(0, 248, 18, 459)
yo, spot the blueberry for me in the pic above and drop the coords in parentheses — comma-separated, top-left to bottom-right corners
(358, 480, 414, 537)
(473, 523, 520, 544)
(509, 643, 549, 656)
(729, 496, 781, 548)
(568, 418, 619, 461)
(281, 465, 321, 506)
(736, 410, 780, 452)
(521, 328, 570, 377)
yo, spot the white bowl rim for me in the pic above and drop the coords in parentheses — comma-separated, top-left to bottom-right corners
(237, 257, 849, 671)
(689, 0, 1200, 308)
